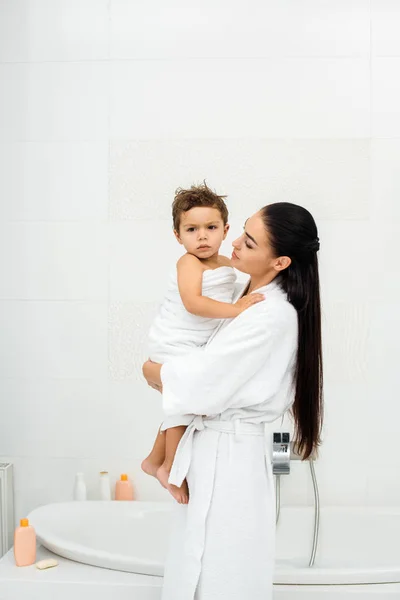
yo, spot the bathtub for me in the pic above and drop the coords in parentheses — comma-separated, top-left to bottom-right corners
(20, 500, 400, 598)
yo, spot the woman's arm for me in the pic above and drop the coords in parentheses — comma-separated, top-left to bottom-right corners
(160, 300, 298, 417)
(177, 254, 264, 318)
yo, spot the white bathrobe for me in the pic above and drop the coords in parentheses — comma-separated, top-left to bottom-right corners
(159, 276, 299, 600)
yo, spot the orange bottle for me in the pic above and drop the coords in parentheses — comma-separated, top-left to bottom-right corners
(115, 474, 134, 500)
(14, 518, 36, 566)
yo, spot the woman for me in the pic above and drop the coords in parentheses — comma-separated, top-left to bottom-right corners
(143, 202, 323, 600)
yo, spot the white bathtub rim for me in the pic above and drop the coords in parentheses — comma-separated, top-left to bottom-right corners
(27, 501, 400, 585)
(27, 501, 169, 576)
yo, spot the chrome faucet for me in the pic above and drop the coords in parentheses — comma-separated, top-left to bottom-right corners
(272, 432, 291, 475)
(272, 431, 320, 568)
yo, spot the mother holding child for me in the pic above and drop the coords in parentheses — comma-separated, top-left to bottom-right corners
(142, 182, 323, 600)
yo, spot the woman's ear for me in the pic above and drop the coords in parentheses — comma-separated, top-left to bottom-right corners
(274, 256, 292, 272)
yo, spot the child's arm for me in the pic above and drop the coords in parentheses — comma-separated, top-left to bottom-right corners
(177, 254, 264, 319)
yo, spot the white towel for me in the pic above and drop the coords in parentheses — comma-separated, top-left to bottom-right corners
(147, 265, 236, 363)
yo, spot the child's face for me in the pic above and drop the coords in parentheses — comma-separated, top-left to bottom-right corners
(174, 206, 229, 259)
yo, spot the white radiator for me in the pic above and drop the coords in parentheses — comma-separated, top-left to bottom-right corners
(0, 463, 14, 557)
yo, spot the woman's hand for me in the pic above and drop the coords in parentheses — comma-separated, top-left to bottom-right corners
(142, 359, 163, 393)
(233, 293, 265, 315)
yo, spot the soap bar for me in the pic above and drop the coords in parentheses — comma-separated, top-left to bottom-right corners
(35, 558, 58, 570)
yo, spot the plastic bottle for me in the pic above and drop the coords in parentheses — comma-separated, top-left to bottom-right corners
(73, 472, 87, 501)
(115, 474, 134, 500)
(99, 471, 111, 500)
(14, 518, 36, 566)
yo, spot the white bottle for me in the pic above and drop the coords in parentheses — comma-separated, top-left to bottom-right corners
(73, 472, 87, 501)
(99, 471, 111, 500)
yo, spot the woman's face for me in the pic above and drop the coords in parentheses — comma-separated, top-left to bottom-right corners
(231, 211, 286, 278)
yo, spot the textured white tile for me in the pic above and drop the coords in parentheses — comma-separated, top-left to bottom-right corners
(110, 140, 370, 222)
(0, 301, 108, 378)
(371, 140, 400, 222)
(368, 225, 400, 301)
(0, 223, 108, 300)
(372, 58, 400, 138)
(109, 141, 192, 221)
(110, 0, 370, 59)
(318, 221, 373, 303)
(322, 301, 370, 385)
(109, 222, 183, 302)
(317, 398, 369, 506)
(367, 302, 400, 384)
(372, 0, 400, 57)
(0, 0, 109, 62)
(321, 382, 370, 463)
(108, 302, 160, 381)
(110, 59, 370, 139)
(0, 62, 108, 142)
(109, 219, 247, 302)
(107, 381, 165, 459)
(0, 142, 108, 221)
(108, 224, 246, 365)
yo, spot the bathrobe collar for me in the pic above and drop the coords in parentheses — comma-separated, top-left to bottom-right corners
(234, 274, 283, 302)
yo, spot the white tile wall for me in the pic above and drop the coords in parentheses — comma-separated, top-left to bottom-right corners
(0, 142, 109, 221)
(0, 0, 399, 527)
(318, 221, 372, 302)
(367, 302, 400, 385)
(372, 0, 400, 57)
(0, 379, 166, 461)
(108, 301, 160, 381)
(109, 221, 182, 302)
(110, 59, 370, 139)
(110, 0, 370, 59)
(0, 301, 108, 379)
(0, 62, 109, 142)
(322, 301, 370, 385)
(0, 222, 109, 300)
(371, 140, 400, 222)
(366, 469, 400, 506)
(0, 0, 109, 62)
(321, 383, 371, 463)
(110, 140, 370, 222)
(372, 58, 400, 138)
(0, 379, 111, 458)
(1, 454, 172, 523)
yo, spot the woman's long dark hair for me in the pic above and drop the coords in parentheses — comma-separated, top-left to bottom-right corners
(261, 202, 323, 459)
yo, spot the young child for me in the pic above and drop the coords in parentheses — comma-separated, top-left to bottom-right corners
(141, 183, 264, 504)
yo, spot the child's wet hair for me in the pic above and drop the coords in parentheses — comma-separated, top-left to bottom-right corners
(172, 181, 228, 232)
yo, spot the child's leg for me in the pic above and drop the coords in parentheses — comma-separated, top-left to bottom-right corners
(141, 425, 166, 478)
(156, 425, 190, 504)
(164, 426, 187, 470)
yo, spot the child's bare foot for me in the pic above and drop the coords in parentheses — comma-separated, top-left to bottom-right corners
(141, 456, 161, 479)
(156, 463, 189, 504)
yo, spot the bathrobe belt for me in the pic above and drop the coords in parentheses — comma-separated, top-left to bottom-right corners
(168, 415, 269, 488)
